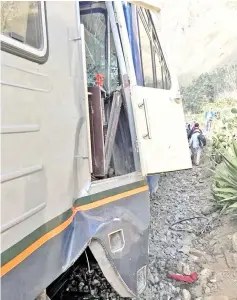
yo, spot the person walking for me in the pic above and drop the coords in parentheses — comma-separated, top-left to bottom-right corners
(188, 121, 200, 140)
(186, 123, 191, 138)
(189, 123, 204, 166)
(205, 108, 215, 133)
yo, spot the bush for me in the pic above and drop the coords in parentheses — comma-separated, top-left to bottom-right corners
(211, 105, 237, 163)
(181, 64, 237, 114)
(212, 140, 237, 216)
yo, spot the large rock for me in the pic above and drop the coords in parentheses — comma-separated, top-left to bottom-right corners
(159, 0, 237, 85)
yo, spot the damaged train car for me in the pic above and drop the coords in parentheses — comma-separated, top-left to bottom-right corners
(0, 1, 191, 299)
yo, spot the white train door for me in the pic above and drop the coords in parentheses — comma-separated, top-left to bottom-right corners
(115, 3, 192, 175)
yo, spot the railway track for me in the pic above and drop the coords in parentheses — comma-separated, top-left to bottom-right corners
(47, 250, 127, 300)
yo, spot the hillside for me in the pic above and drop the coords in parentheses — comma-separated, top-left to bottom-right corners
(155, 0, 237, 86)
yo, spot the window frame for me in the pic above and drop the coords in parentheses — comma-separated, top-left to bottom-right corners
(153, 47, 164, 89)
(80, 7, 108, 89)
(137, 7, 155, 88)
(1, 1, 48, 64)
(80, 5, 120, 93)
(137, 7, 171, 90)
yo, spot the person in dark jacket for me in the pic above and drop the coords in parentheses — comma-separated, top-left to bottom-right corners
(186, 123, 191, 137)
(188, 123, 202, 140)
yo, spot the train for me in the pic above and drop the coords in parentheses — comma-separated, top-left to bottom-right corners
(1, 1, 191, 299)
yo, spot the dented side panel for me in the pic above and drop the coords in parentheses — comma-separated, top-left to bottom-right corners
(1, 184, 150, 299)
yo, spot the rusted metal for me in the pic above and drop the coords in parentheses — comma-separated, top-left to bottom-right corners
(88, 86, 106, 177)
(104, 91, 122, 173)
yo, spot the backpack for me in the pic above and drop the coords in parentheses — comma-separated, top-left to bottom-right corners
(189, 128, 201, 140)
(198, 133, 206, 147)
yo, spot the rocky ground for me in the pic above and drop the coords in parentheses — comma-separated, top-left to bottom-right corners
(139, 153, 237, 300)
(50, 153, 237, 300)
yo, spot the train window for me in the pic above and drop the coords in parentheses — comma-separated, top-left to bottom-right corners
(137, 12, 154, 88)
(80, 8, 107, 87)
(137, 8, 171, 90)
(152, 30, 171, 90)
(154, 50, 164, 89)
(1, 1, 47, 62)
(80, 6, 120, 93)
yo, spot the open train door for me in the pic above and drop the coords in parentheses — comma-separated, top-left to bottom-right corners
(131, 84, 192, 175)
(126, 3, 192, 176)
(112, 1, 192, 176)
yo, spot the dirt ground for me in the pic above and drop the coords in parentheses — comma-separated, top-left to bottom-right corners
(139, 152, 237, 300)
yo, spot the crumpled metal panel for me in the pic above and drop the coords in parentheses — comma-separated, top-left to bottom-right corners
(1, 188, 149, 300)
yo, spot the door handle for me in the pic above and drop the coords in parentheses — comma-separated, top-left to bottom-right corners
(170, 93, 182, 104)
(138, 99, 152, 139)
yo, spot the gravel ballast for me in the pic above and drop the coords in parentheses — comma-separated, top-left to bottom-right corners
(51, 163, 219, 300)
(138, 165, 215, 300)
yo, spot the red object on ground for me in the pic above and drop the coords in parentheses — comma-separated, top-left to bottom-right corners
(168, 272, 198, 283)
(95, 73, 104, 87)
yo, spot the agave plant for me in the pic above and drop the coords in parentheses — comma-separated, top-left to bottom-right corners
(212, 139, 237, 216)
(211, 106, 237, 163)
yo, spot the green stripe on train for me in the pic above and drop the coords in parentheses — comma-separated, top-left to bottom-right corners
(1, 179, 148, 267)
(1, 209, 72, 267)
(74, 180, 147, 207)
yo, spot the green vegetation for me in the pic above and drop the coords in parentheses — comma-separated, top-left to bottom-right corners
(181, 64, 237, 114)
(211, 102, 237, 163)
(183, 65, 237, 216)
(212, 140, 237, 216)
